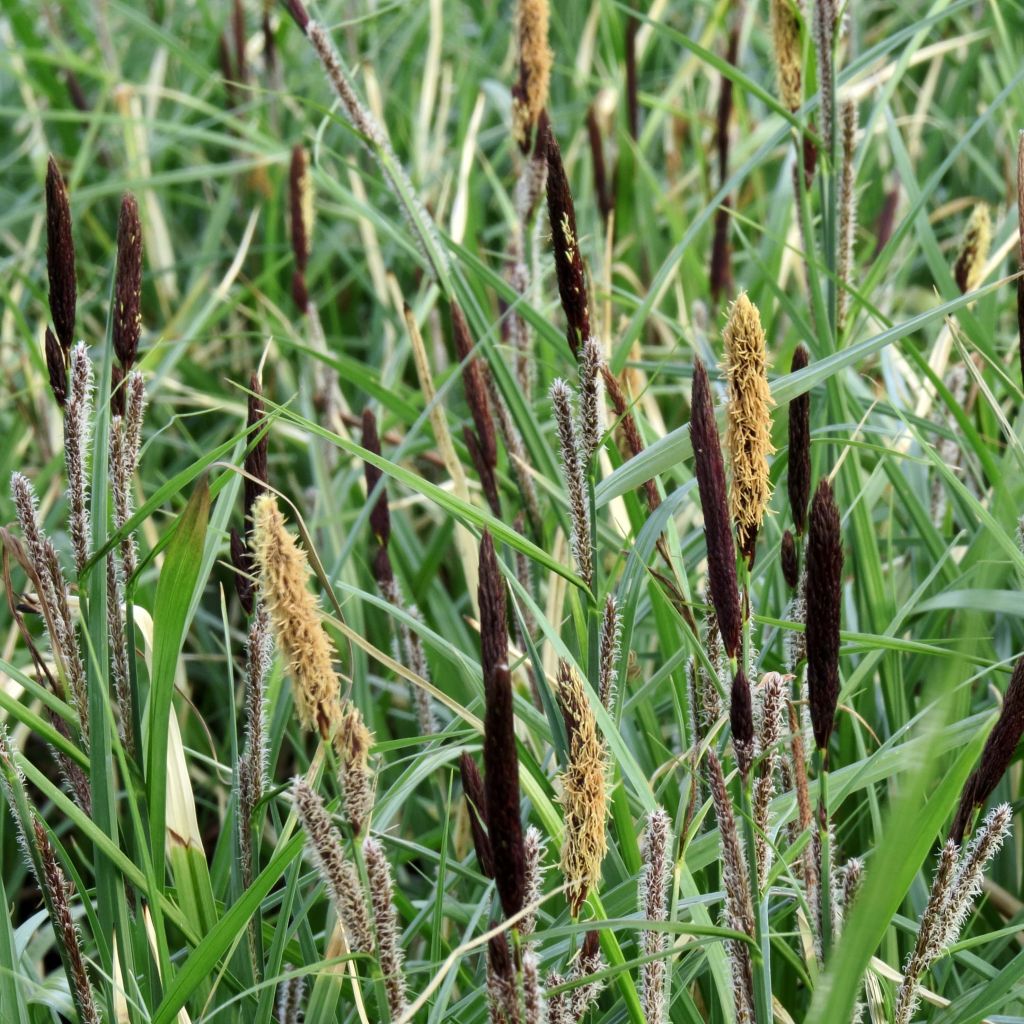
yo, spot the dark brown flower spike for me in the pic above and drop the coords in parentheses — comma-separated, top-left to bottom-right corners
(113, 193, 143, 370)
(110, 364, 126, 419)
(544, 120, 590, 358)
(460, 752, 494, 878)
(451, 304, 497, 472)
(690, 359, 741, 660)
(361, 407, 390, 545)
(45, 155, 76, 353)
(788, 344, 811, 535)
(951, 656, 1024, 842)
(709, 28, 739, 303)
(44, 327, 67, 407)
(805, 479, 843, 751)
(289, 145, 311, 309)
(587, 104, 613, 225)
(479, 532, 525, 919)
(282, 0, 310, 34)
(244, 376, 269, 527)
(730, 667, 755, 777)
(781, 529, 799, 590)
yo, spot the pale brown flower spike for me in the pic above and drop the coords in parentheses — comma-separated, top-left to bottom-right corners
(511, 0, 552, 150)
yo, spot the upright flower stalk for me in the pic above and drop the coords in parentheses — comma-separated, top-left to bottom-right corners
(639, 808, 671, 1024)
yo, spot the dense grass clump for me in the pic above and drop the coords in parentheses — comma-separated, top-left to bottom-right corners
(2, 2, 1024, 1023)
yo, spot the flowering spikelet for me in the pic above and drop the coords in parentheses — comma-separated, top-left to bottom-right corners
(252, 493, 340, 738)
(568, 929, 605, 1018)
(550, 379, 593, 587)
(486, 929, 520, 1024)
(639, 808, 672, 1024)
(690, 359, 742, 659)
(754, 673, 787, 879)
(770, 0, 803, 112)
(805, 480, 842, 751)
(460, 752, 494, 877)
(452, 303, 498, 474)
(556, 661, 608, 916)
(292, 779, 374, 952)
(521, 824, 547, 937)
(332, 701, 375, 835)
(239, 605, 272, 872)
(479, 532, 526, 919)
(545, 122, 590, 357)
(45, 155, 77, 353)
(812, 0, 835, 151)
(836, 101, 858, 336)
(951, 657, 1024, 841)
(44, 327, 67, 406)
(522, 950, 545, 1024)
(11, 473, 89, 742)
(953, 203, 991, 294)
(696, 609, 725, 736)
(723, 293, 775, 561)
(788, 346, 812, 535)
(276, 970, 305, 1024)
(706, 750, 755, 1023)
(32, 818, 101, 1024)
(511, 0, 552, 150)
(730, 668, 755, 777)
(363, 836, 408, 1019)
(113, 192, 143, 369)
(289, 145, 313, 309)
(65, 343, 93, 576)
(578, 338, 604, 463)
(598, 594, 621, 711)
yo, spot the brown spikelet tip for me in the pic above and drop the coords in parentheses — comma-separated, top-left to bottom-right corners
(723, 293, 775, 561)
(244, 376, 269, 523)
(44, 327, 67, 407)
(361, 407, 391, 546)
(251, 494, 340, 736)
(770, 0, 803, 112)
(479, 532, 526, 918)
(451, 303, 497, 470)
(283, 0, 310, 33)
(788, 344, 811, 535)
(113, 192, 143, 370)
(557, 661, 608, 916)
(690, 359, 742, 660)
(805, 479, 843, 751)
(951, 656, 1024, 842)
(460, 752, 494, 877)
(45, 155, 77, 353)
(511, 0, 553, 149)
(781, 529, 799, 589)
(110, 364, 126, 419)
(730, 667, 755, 777)
(544, 121, 590, 357)
(953, 203, 991, 294)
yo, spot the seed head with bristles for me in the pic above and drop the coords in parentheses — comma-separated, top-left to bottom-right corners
(805, 479, 843, 751)
(598, 594, 621, 711)
(639, 808, 672, 1024)
(723, 293, 775, 561)
(837, 101, 858, 335)
(332, 701, 375, 835)
(276, 971, 306, 1024)
(251, 493, 341, 737)
(486, 929, 519, 1024)
(951, 656, 1024, 842)
(65, 343, 94, 577)
(479, 532, 526, 919)
(812, 0, 835, 151)
(690, 359, 742, 660)
(770, 0, 803, 112)
(556, 661, 608, 916)
(550, 379, 593, 587)
(544, 122, 590, 357)
(363, 836, 408, 1019)
(45, 155, 77, 353)
(754, 672, 787, 878)
(291, 779, 373, 952)
(511, 0, 552, 150)
(953, 203, 991, 294)
(578, 337, 605, 463)
(521, 824, 547, 937)
(113, 192, 143, 369)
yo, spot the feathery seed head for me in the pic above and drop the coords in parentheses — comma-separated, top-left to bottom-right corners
(690, 359, 742, 659)
(598, 594, 621, 711)
(578, 337, 605, 462)
(363, 836, 408, 1018)
(252, 493, 341, 737)
(511, 0, 552, 150)
(44, 327, 67, 407)
(770, 0, 803, 112)
(544, 122, 590, 357)
(556, 661, 608, 916)
(333, 701, 375, 834)
(954, 203, 991, 294)
(522, 824, 547, 936)
(45, 155, 77, 353)
(65, 343, 94, 577)
(805, 479, 843, 751)
(640, 808, 672, 1024)
(479, 532, 526, 918)
(550, 378, 594, 587)
(113, 192, 143, 369)
(723, 293, 775, 561)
